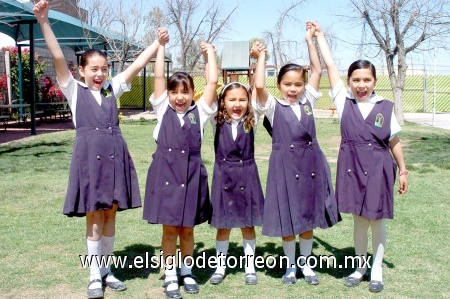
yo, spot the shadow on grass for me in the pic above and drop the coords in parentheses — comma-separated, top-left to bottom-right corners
(0, 140, 72, 156)
(112, 243, 160, 282)
(314, 236, 395, 279)
(188, 236, 396, 284)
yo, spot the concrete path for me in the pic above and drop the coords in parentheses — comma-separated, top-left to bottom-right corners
(404, 112, 450, 130)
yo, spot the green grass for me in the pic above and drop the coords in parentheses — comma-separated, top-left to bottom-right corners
(0, 119, 449, 298)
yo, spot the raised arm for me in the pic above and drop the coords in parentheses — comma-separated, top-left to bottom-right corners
(250, 42, 269, 106)
(389, 136, 409, 194)
(305, 24, 322, 91)
(121, 28, 168, 86)
(153, 29, 169, 99)
(33, 0, 70, 85)
(199, 42, 218, 107)
(308, 21, 340, 90)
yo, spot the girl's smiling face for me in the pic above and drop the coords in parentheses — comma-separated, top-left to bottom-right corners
(78, 54, 109, 91)
(277, 70, 305, 104)
(347, 68, 377, 102)
(224, 87, 249, 121)
(168, 85, 195, 114)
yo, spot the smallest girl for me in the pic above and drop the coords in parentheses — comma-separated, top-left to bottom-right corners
(209, 81, 264, 285)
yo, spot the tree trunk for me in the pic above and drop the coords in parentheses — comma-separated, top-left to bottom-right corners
(392, 87, 404, 125)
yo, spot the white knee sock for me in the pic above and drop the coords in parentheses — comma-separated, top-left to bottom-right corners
(299, 237, 315, 276)
(100, 235, 121, 282)
(164, 263, 178, 291)
(86, 238, 101, 289)
(215, 240, 229, 275)
(349, 215, 370, 279)
(180, 260, 195, 284)
(370, 219, 386, 282)
(243, 238, 256, 274)
(282, 239, 296, 277)
(100, 235, 114, 277)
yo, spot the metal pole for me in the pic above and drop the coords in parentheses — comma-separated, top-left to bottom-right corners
(423, 66, 427, 112)
(18, 45, 23, 114)
(30, 23, 36, 135)
(143, 67, 146, 111)
(433, 47, 436, 126)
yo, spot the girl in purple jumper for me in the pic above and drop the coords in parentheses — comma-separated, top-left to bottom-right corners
(312, 21, 408, 293)
(34, 1, 167, 298)
(252, 26, 340, 286)
(208, 81, 264, 286)
(142, 37, 218, 299)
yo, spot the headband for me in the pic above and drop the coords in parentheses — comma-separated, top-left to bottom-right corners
(219, 82, 250, 98)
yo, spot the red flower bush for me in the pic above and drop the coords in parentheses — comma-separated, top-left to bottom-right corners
(40, 76, 65, 102)
(0, 74, 8, 104)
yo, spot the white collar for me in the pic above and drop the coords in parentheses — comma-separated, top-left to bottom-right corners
(231, 115, 246, 125)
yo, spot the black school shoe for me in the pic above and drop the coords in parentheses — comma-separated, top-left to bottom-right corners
(344, 272, 369, 287)
(210, 272, 225, 285)
(369, 280, 384, 292)
(245, 273, 258, 285)
(102, 273, 127, 291)
(304, 275, 319, 285)
(162, 280, 182, 299)
(179, 274, 199, 294)
(87, 279, 104, 299)
(281, 275, 297, 285)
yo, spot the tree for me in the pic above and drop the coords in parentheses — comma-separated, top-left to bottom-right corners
(164, 0, 237, 71)
(142, 6, 170, 46)
(347, 0, 450, 124)
(78, 0, 151, 73)
(263, 0, 306, 75)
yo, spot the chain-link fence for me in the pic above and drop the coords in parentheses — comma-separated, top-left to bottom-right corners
(119, 71, 450, 113)
(315, 73, 450, 112)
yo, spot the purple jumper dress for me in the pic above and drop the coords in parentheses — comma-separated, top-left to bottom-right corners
(262, 100, 340, 237)
(336, 98, 396, 220)
(143, 105, 211, 227)
(63, 84, 141, 216)
(209, 121, 264, 229)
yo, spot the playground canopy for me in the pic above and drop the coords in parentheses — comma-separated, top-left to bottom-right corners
(0, 0, 145, 134)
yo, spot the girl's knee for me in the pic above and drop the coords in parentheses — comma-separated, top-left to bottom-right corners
(216, 229, 231, 240)
(282, 235, 295, 242)
(179, 227, 194, 240)
(241, 227, 256, 239)
(299, 230, 313, 240)
(163, 226, 180, 239)
(86, 210, 103, 223)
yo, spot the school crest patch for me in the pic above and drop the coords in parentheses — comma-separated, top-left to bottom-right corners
(304, 105, 313, 116)
(188, 113, 197, 124)
(374, 113, 384, 128)
(101, 88, 112, 98)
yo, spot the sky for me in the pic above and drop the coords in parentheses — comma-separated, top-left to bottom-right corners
(1, 0, 449, 73)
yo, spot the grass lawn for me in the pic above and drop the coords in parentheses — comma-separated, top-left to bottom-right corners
(0, 119, 449, 299)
